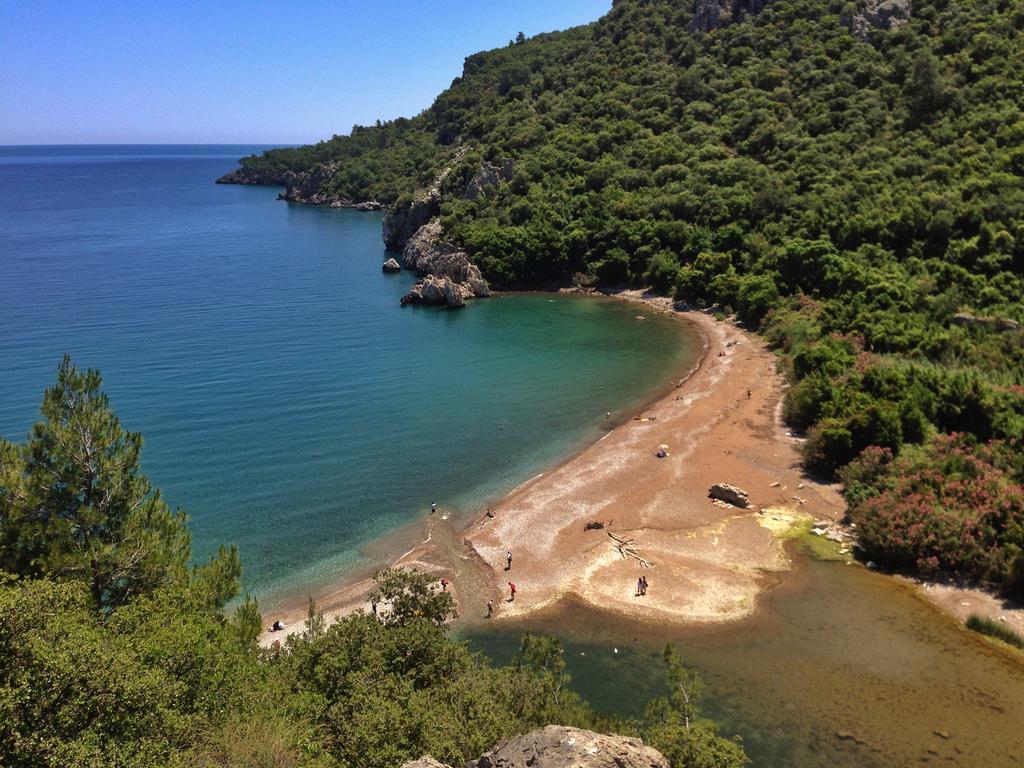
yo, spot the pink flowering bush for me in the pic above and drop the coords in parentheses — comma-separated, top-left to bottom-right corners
(842, 434, 1024, 593)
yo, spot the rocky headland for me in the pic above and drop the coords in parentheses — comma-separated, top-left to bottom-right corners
(218, 145, 494, 309)
(216, 162, 383, 210)
(399, 219, 490, 309)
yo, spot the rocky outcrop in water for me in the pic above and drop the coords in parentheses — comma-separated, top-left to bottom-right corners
(687, 0, 775, 33)
(382, 258, 402, 273)
(275, 162, 344, 204)
(217, 164, 384, 211)
(400, 727, 670, 768)
(216, 168, 282, 186)
(840, 0, 912, 39)
(401, 275, 467, 309)
(353, 200, 384, 211)
(399, 219, 489, 309)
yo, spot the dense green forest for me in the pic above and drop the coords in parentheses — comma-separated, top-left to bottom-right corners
(235, 0, 1024, 594)
(0, 359, 747, 767)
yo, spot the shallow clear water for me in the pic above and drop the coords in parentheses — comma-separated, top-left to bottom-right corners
(463, 545, 1024, 767)
(0, 145, 693, 607)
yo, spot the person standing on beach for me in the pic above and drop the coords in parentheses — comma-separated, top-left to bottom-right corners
(486, 599, 493, 618)
(636, 577, 643, 597)
(641, 576, 648, 595)
(506, 550, 513, 570)
(431, 501, 437, 515)
(508, 582, 516, 601)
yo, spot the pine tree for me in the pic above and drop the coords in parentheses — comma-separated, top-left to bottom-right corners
(0, 356, 239, 610)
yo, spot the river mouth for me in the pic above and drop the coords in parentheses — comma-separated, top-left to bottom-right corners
(460, 540, 1024, 768)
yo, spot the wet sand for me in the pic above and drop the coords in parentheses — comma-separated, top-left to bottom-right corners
(464, 299, 844, 625)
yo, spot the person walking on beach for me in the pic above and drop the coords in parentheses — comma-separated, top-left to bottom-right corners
(641, 576, 648, 596)
(486, 599, 494, 618)
(508, 582, 517, 602)
(431, 501, 437, 515)
(506, 550, 513, 570)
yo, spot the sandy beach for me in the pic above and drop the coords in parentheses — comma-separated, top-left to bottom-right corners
(259, 294, 852, 645)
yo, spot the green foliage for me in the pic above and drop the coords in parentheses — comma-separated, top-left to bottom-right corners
(0, 356, 242, 611)
(279, 613, 593, 768)
(233, 4, 1024, 578)
(965, 613, 1024, 650)
(370, 567, 457, 627)
(841, 436, 1024, 588)
(0, 577, 295, 768)
(642, 646, 749, 768)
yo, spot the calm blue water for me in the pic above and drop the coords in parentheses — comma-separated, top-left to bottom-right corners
(0, 145, 693, 607)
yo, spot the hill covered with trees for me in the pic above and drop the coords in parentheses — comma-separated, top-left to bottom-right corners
(229, 0, 1024, 596)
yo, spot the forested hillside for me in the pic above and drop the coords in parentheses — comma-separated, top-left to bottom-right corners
(231, 0, 1024, 595)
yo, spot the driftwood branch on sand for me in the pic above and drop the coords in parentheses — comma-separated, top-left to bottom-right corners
(608, 531, 653, 568)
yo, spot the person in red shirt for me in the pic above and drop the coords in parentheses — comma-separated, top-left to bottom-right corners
(508, 582, 517, 601)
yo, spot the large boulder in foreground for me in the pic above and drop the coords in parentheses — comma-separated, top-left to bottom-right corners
(401, 759, 449, 768)
(400, 727, 669, 768)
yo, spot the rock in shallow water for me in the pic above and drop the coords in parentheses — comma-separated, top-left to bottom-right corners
(401, 275, 469, 309)
(397, 218, 489, 308)
(382, 258, 401, 273)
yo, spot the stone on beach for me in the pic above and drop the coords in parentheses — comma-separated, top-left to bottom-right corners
(709, 482, 751, 508)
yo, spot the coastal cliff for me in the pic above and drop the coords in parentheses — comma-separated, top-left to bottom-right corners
(217, 161, 383, 209)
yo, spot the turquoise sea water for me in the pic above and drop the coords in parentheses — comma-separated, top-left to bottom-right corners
(0, 145, 692, 607)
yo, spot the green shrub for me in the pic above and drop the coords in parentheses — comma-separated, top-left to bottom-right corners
(965, 614, 1024, 650)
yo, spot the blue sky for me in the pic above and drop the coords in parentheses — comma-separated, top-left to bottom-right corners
(0, 1, 611, 145)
